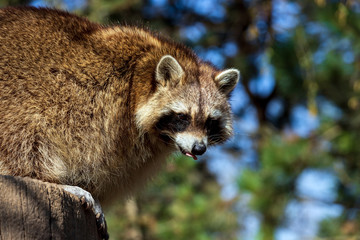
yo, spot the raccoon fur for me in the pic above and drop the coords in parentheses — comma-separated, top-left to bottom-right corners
(0, 7, 239, 203)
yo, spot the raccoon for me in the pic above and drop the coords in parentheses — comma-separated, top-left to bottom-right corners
(0, 7, 239, 204)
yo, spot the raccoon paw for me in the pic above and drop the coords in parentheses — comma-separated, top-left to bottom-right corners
(62, 185, 109, 240)
(96, 212, 109, 240)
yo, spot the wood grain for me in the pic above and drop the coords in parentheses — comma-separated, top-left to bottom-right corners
(0, 175, 101, 240)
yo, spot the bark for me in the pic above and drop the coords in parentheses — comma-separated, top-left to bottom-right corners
(0, 175, 101, 240)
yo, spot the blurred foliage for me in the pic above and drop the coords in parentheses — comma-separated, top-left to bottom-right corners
(2, 0, 360, 239)
(106, 157, 239, 240)
(239, 128, 334, 238)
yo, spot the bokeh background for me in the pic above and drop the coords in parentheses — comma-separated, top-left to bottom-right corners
(1, 0, 359, 239)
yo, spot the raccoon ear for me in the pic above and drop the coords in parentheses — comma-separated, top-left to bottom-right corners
(156, 55, 184, 87)
(215, 69, 240, 96)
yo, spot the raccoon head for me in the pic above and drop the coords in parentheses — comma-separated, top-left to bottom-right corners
(135, 55, 239, 160)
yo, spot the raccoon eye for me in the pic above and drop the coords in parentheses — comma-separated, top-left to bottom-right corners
(206, 117, 222, 139)
(156, 112, 191, 133)
(177, 113, 189, 121)
(206, 117, 218, 130)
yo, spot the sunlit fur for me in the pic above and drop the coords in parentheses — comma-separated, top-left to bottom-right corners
(0, 7, 239, 203)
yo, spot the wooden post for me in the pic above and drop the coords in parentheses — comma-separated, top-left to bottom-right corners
(0, 175, 102, 240)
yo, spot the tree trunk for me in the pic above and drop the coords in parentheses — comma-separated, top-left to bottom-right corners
(0, 175, 101, 240)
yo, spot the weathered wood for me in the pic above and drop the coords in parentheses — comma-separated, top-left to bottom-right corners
(0, 175, 101, 240)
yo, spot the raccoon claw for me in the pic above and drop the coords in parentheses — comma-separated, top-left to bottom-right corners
(62, 185, 109, 240)
(63, 185, 96, 209)
(96, 212, 109, 240)
(80, 195, 93, 210)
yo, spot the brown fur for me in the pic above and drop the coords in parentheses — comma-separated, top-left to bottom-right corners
(0, 7, 238, 203)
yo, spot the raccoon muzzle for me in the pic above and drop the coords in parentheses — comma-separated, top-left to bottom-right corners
(178, 141, 207, 161)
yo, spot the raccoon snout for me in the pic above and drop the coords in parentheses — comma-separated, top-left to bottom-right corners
(191, 141, 207, 155)
(175, 133, 208, 160)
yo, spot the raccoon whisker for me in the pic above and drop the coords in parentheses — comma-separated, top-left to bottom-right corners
(209, 139, 225, 145)
(209, 134, 228, 144)
(157, 132, 176, 146)
(209, 133, 227, 139)
(159, 138, 174, 146)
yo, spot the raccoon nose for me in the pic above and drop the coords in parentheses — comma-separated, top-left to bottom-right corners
(191, 142, 207, 155)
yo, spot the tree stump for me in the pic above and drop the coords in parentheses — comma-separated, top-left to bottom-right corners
(0, 175, 102, 240)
